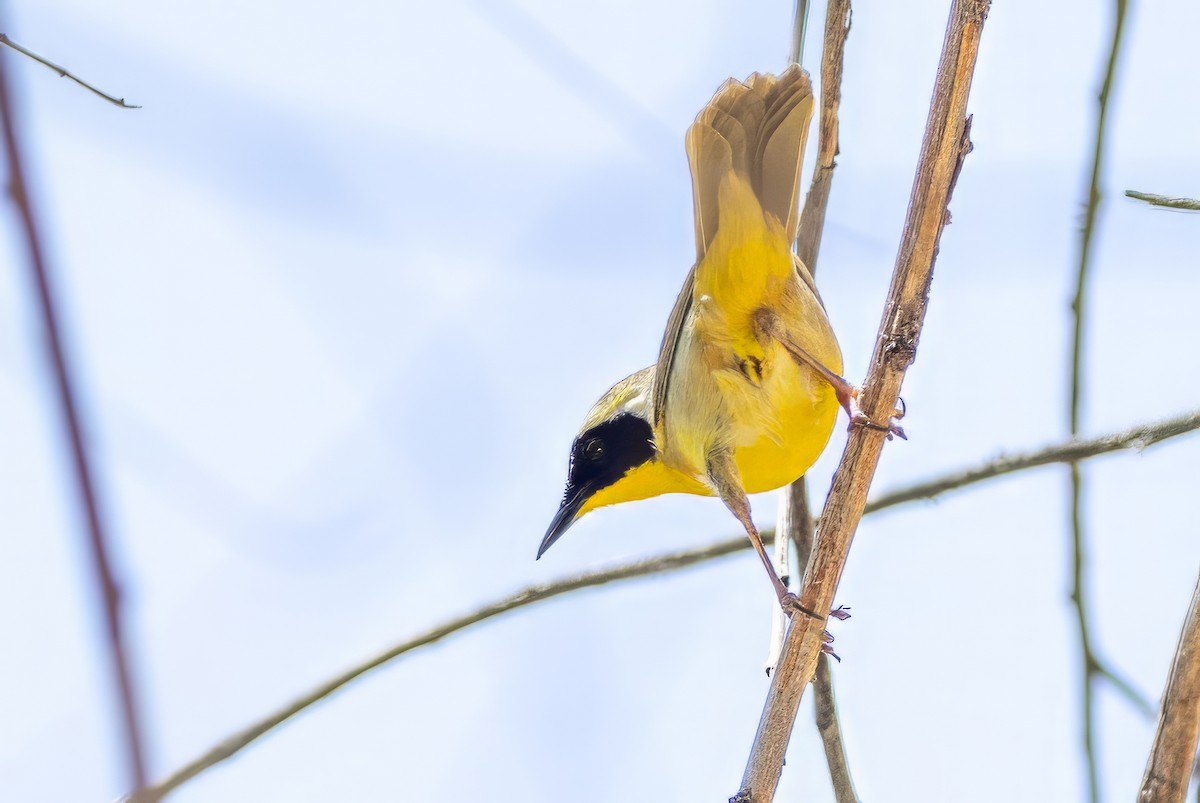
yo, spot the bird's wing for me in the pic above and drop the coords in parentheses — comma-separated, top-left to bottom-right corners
(652, 266, 694, 429)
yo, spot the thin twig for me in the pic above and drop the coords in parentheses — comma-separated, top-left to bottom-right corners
(136, 539, 751, 801)
(866, 409, 1200, 515)
(1068, 1, 1130, 800)
(779, 0, 859, 787)
(1138, 572, 1200, 802)
(1125, 190, 1200, 211)
(0, 47, 148, 791)
(734, 2, 989, 800)
(814, 654, 860, 803)
(141, 408, 1199, 800)
(0, 33, 139, 108)
(789, 0, 811, 65)
(795, 0, 851, 272)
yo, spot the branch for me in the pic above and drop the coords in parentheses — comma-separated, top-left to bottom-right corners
(771, 0, 852, 675)
(0, 47, 147, 790)
(0, 33, 139, 108)
(866, 409, 1200, 512)
(795, 0, 851, 272)
(777, 0, 860, 790)
(1125, 190, 1200, 212)
(1139, 572, 1200, 802)
(1069, 1, 1131, 800)
(136, 539, 750, 801)
(814, 653, 859, 803)
(734, 1, 989, 800)
(141, 407, 1200, 799)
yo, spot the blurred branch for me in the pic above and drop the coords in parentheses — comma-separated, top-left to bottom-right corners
(867, 409, 1200, 513)
(0, 33, 139, 108)
(795, 0, 851, 272)
(1068, 1, 1131, 800)
(772, 0, 851, 675)
(1125, 190, 1200, 211)
(789, 0, 810, 65)
(1138, 572, 1200, 802)
(0, 45, 147, 793)
(814, 654, 860, 803)
(734, 2, 989, 800)
(140, 408, 1200, 799)
(137, 539, 751, 801)
(777, 0, 859, 791)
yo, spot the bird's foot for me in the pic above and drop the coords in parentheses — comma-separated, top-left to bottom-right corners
(821, 629, 842, 663)
(779, 592, 822, 620)
(839, 387, 907, 440)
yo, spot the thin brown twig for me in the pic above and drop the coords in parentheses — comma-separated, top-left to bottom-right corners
(135, 541, 752, 801)
(778, 0, 859, 790)
(814, 653, 859, 803)
(1125, 190, 1200, 211)
(1068, 1, 1131, 800)
(0, 33, 139, 108)
(795, 0, 851, 272)
(0, 46, 148, 791)
(1138, 572, 1200, 802)
(139, 407, 1199, 800)
(734, 2, 989, 800)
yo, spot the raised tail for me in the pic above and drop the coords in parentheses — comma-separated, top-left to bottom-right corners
(684, 65, 815, 261)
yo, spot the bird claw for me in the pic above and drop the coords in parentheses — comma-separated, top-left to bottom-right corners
(841, 388, 907, 440)
(779, 592, 822, 620)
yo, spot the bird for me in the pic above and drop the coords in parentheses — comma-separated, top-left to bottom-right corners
(538, 65, 902, 615)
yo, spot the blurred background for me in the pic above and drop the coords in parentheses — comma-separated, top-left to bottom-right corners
(1, 0, 1198, 800)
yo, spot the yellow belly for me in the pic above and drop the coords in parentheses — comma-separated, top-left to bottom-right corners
(731, 352, 840, 493)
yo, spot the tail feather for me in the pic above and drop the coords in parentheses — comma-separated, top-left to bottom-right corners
(685, 65, 814, 260)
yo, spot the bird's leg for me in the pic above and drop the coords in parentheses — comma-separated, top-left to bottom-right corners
(755, 310, 906, 439)
(706, 449, 820, 619)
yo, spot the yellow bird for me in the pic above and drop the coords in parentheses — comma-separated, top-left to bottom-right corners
(539, 66, 901, 613)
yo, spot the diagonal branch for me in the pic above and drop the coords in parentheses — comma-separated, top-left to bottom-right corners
(1139, 572, 1200, 802)
(1068, 1, 1131, 800)
(0, 33, 139, 108)
(0, 45, 147, 791)
(733, 2, 990, 800)
(139, 407, 1199, 800)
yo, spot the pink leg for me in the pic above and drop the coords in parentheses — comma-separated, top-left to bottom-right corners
(756, 310, 906, 439)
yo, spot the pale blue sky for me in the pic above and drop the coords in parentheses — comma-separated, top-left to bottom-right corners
(2, 1, 1198, 801)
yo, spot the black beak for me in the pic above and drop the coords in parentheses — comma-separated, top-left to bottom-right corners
(537, 482, 592, 559)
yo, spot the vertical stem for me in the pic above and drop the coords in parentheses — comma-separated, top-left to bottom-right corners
(0, 44, 148, 793)
(1067, 2, 1129, 801)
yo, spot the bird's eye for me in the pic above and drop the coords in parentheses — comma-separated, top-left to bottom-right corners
(583, 438, 605, 461)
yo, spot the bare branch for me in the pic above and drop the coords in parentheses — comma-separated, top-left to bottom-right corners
(866, 409, 1200, 512)
(0, 33, 139, 108)
(1125, 190, 1200, 211)
(141, 407, 1200, 799)
(1139, 573, 1200, 802)
(1068, 1, 1131, 799)
(789, 0, 811, 65)
(136, 539, 750, 801)
(795, 0, 851, 272)
(0, 47, 147, 791)
(734, 1, 990, 799)
(814, 654, 860, 803)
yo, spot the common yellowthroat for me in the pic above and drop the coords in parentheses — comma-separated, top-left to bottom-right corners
(539, 66, 901, 613)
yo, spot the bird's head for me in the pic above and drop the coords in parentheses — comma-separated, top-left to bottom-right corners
(538, 367, 698, 559)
